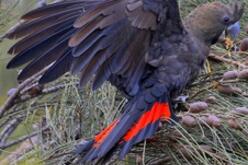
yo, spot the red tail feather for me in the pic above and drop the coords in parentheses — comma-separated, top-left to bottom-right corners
(123, 102, 170, 141)
(79, 102, 172, 162)
(94, 119, 119, 147)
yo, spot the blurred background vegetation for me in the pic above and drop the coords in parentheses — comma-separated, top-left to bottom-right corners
(0, 0, 248, 165)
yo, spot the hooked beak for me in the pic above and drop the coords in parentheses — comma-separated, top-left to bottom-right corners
(225, 21, 241, 40)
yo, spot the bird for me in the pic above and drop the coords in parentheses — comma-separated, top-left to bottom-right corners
(4, 0, 244, 163)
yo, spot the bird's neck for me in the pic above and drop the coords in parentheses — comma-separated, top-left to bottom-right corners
(183, 17, 223, 47)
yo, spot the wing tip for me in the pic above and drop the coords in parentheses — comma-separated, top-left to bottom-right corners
(68, 37, 78, 47)
(6, 62, 14, 69)
(6, 58, 20, 69)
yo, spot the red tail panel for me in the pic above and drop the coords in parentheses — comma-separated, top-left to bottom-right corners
(94, 119, 119, 147)
(123, 102, 170, 141)
(79, 102, 172, 162)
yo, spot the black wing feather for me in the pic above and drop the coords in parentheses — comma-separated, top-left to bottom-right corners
(39, 50, 73, 84)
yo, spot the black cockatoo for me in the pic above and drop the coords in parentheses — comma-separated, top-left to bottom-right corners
(5, 0, 244, 163)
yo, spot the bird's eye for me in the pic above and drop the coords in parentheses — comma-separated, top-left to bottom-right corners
(223, 16, 230, 23)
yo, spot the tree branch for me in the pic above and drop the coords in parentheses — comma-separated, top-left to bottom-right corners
(0, 67, 49, 118)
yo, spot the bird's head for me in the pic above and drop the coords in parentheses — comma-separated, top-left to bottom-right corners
(185, 0, 244, 46)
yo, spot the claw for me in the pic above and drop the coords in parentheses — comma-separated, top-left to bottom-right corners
(174, 95, 189, 103)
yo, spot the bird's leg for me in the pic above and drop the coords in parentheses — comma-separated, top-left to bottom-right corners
(173, 95, 189, 104)
(167, 99, 180, 125)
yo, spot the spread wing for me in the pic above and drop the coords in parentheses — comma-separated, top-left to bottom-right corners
(6, 0, 184, 95)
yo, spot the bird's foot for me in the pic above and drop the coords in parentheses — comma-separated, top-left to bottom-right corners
(174, 95, 189, 103)
(172, 95, 189, 111)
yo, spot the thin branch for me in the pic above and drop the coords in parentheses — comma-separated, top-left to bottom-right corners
(0, 127, 48, 150)
(16, 82, 78, 104)
(0, 114, 25, 130)
(209, 53, 248, 68)
(147, 157, 171, 165)
(0, 67, 49, 118)
(0, 117, 24, 145)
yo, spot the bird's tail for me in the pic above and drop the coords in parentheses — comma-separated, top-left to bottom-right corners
(76, 101, 172, 162)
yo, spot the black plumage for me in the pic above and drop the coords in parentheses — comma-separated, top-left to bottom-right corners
(5, 0, 244, 162)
